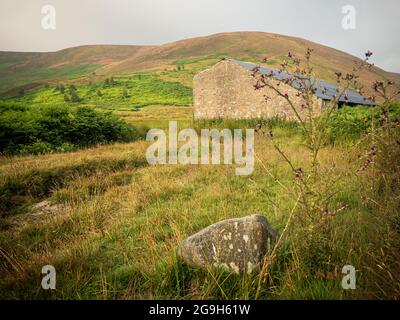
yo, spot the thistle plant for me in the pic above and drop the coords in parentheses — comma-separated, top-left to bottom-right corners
(251, 49, 400, 296)
(253, 49, 375, 224)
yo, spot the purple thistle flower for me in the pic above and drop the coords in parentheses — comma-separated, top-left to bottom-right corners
(365, 50, 373, 58)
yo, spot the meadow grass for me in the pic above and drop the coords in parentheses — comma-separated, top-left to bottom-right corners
(0, 64, 102, 93)
(1, 104, 397, 299)
(1, 72, 192, 110)
(1, 50, 399, 299)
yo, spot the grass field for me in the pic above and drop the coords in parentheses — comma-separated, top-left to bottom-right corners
(0, 64, 102, 94)
(1, 102, 399, 299)
(1, 73, 192, 110)
(0, 48, 399, 299)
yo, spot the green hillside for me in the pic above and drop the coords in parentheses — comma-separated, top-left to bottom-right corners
(1, 32, 399, 97)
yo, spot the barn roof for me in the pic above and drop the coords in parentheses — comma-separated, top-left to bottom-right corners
(232, 59, 376, 106)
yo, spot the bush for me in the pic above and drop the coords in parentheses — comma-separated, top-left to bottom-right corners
(69, 85, 81, 103)
(324, 103, 400, 144)
(0, 104, 142, 155)
(70, 90, 81, 103)
(18, 140, 53, 155)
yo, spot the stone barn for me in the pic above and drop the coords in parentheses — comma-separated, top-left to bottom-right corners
(193, 59, 375, 120)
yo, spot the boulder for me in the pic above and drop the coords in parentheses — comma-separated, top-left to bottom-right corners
(177, 214, 278, 274)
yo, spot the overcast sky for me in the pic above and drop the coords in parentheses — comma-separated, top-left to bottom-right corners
(0, 0, 399, 72)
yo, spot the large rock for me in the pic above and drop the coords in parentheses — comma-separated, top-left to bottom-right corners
(177, 214, 278, 274)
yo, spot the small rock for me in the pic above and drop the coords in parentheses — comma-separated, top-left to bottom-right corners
(177, 214, 278, 274)
(31, 200, 62, 216)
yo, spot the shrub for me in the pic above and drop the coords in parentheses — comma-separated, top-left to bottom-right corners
(324, 103, 400, 144)
(18, 140, 53, 155)
(70, 90, 81, 103)
(0, 104, 142, 155)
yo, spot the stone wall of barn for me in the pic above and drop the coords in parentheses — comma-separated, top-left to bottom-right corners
(193, 59, 323, 120)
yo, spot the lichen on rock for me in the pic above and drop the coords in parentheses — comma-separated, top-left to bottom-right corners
(177, 214, 278, 274)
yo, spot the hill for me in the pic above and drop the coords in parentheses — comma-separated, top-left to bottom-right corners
(1, 32, 400, 300)
(0, 32, 399, 97)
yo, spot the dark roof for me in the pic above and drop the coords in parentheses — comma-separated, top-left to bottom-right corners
(232, 60, 376, 106)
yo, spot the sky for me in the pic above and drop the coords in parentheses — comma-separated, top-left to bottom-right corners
(0, 0, 399, 72)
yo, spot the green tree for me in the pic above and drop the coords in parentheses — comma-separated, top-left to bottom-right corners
(70, 90, 81, 103)
(68, 85, 81, 102)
